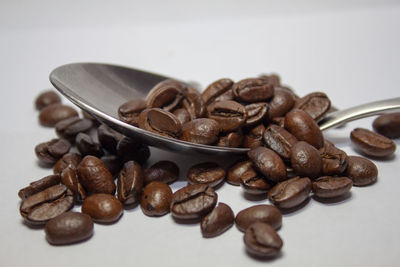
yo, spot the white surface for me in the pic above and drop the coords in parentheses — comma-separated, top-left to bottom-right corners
(1, 1, 400, 266)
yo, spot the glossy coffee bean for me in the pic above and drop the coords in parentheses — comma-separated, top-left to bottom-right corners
(53, 153, 82, 174)
(202, 78, 234, 106)
(290, 141, 322, 178)
(346, 156, 378, 186)
(170, 184, 218, 220)
(268, 177, 312, 209)
(61, 167, 87, 202)
(146, 79, 183, 111)
(240, 169, 272, 195)
(39, 104, 79, 127)
(373, 113, 400, 139)
(294, 92, 331, 121)
(244, 222, 283, 258)
(141, 182, 172, 216)
(235, 204, 282, 232)
(18, 174, 61, 200)
(181, 118, 220, 145)
(227, 160, 253, 186)
(117, 161, 143, 205)
(138, 108, 182, 138)
(232, 78, 274, 102)
(75, 133, 104, 157)
(35, 138, 71, 165)
(207, 100, 247, 132)
(187, 162, 226, 187)
(35, 90, 61, 110)
(263, 124, 297, 160)
(81, 193, 123, 223)
(201, 202, 234, 238)
(242, 124, 265, 149)
(45, 212, 94, 245)
(173, 108, 191, 125)
(118, 98, 146, 126)
(182, 87, 205, 120)
(312, 176, 353, 198)
(216, 131, 243, 148)
(244, 103, 268, 126)
(97, 124, 124, 154)
(55, 117, 93, 141)
(116, 136, 150, 165)
(258, 74, 281, 86)
(144, 161, 179, 185)
(350, 128, 396, 158)
(247, 147, 287, 183)
(268, 87, 295, 119)
(318, 140, 348, 175)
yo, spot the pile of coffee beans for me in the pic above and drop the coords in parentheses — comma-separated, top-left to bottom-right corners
(18, 78, 399, 259)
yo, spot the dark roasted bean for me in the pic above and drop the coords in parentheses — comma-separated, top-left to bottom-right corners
(244, 222, 283, 258)
(39, 104, 79, 127)
(173, 108, 191, 125)
(182, 87, 205, 120)
(227, 160, 253, 186)
(268, 87, 296, 119)
(144, 161, 179, 185)
(138, 108, 182, 138)
(187, 162, 226, 188)
(81, 193, 123, 223)
(346, 156, 378, 186)
(97, 124, 124, 154)
(75, 133, 104, 157)
(263, 124, 297, 160)
(118, 99, 146, 126)
(202, 78, 234, 106)
(248, 147, 287, 183)
(318, 140, 348, 175)
(55, 117, 93, 141)
(117, 161, 143, 205)
(116, 136, 150, 165)
(146, 79, 183, 111)
(242, 124, 265, 149)
(244, 102, 268, 126)
(312, 176, 353, 198)
(268, 177, 311, 209)
(100, 155, 123, 177)
(290, 141, 322, 179)
(35, 138, 71, 165)
(240, 169, 272, 195)
(18, 174, 61, 200)
(235, 205, 282, 232)
(207, 100, 247, 132)
(373, 113, 400, 139)
(232, 78, 274, 102)
(181, 118, 220, 145)
(53, 153, 82, 174)
(140, 182, 172, 216)
(216, 131, 243, 148)
(350, 128, 396, 158)
(294, 92, 331, 121)
(61, 167, 86, 202)
(201, 203, 234, 238)
(35, 90, 61, 110)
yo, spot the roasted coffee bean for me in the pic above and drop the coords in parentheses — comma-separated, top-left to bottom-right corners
(81, 193, 123, 223)
(244, 222, 283, 258)
(141, 182, 172, 216)
(232, 78, 274, 102)
(258, 74, 281, 86)
(227, 160, 253, 186)
(244, 103, 268, 126)
(53, 153, 82, 174)
(39, 104, 79, 127)
(346, 156, 378, 186)
(235, 205, 282, 232)
(138, 108, 182, 138)
(35, 138, 71, 165)
(272, 117, 285, 128)
(268, 177, 311, 209)
(242, 124, 265, 149)
(248, 147, 287, 183)
(117, 161, 143, 205)
(290, 141, 322, 179)
(181, 118, 220, 145)
(187, 162, 226, 187)
(170, 184, 218, 220)
(118, 99, 146, 126)
(268, 87, 296, 119)
(75, 133, 104, 157)
(61, 167, 86, 202)
(81, 110, 98, 123)
(350, 128, 396, 158)
(263, 124, 297, 160)
(216, 131, 243, 148)
(373, 113, 400, 139)
(100, 155, 122, 177)
(285, 109, 324, 149)
(173, 108, 191, 125)
(201, 202, 234, 238)
(294, 92, 331, 121)
(214, 88, 234, 102)
(318, 140, 348, 175)
(97, 124, 124, 154)
(45, 212, 94, 245)
(116, 136, 150, 165)
(240, 169, 272, 195)
(207, 100, 247, 132)
(182, 87, 205, 120)
(77, 155, 116, 195)
(55, 117, 93, 141)
(20, 184, 74, 225)
(202, 78, 234, 106)
(146, 79, 183, 111)
(312, 176, 353, 198)
(144, 161, 179, 185)
(18, 174, 61, 200)
(35, 90, 61, 110)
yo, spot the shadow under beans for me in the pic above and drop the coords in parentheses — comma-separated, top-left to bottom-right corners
(244, 248, 284, 262)
(37, 160, 54, 169)
(242, 192, 268, 202)
(123, 202, 140, 212)
(93, 213, 124, 226)
(312, 191, 352, 205)
(22, 219, 45, 230)
(45, 233, 94, 246)
(281, 197, 311, 216)
(350, 148, 397, 162)
(171, 216, 202, 225)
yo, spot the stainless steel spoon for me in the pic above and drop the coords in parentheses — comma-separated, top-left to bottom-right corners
(49, 62, 400, 155)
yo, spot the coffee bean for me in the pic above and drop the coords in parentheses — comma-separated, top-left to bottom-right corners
(55, 117, 93, 141)
(268, 177, 311, 209)
(268, 87, 296, 119)
(81, 193, 123, 223)
(290, 141, 322, 179)
(207, 100, 247, 132)
(318, 140, 348, 175)
(118, 99, 146, 126)
(201, 202, 234, 238)
(244, 222, 283, 258)
(216, 130, 243, 148)
(294, 92, 331, 121)
(61, 167, 87, 202)
(373, 113, 400, 139)
(235, 205, 282, 232)
(39, 104, 79, 127)
(271, 117, 285, 128)
(81, 110, 98, 124)
(244, 102, 268, 127)
(117, 161, 143, 205)
(45, 212, 94, 245)
(35, 138, 71, 165)
(75, 133, 104, 157)
(312, 176, 353, 198)
(182, 87, 205, 120)
(97, 124, 124, 154)
(242, 124, 265, 149)
(77, 155, 116, 195)
(187, 162, 226, 187)
(144, 161, 179, 185)
(146, 79, 183, 112)
(214, 89, 234, 103)
(35, 90, 61, 110)
(263, 124, 297, 160)
(227, 160, 253, 186)
(346, 156, 378, 186)
(53, 153, 82, 174)
(240, 168, 272, 195)
(350, 128, 396, 158)
(202, 78, 234, 106)
(100, 155, 123, 177)
(18, 174, 61, 200)
(170, 184, 218, 220)
(141, 182, 172, 216)
(116, 136, 150, 165)
(248, 147, 287, 183)
(180, 118, 220, 145)
(258, 74, 281, 86)
(173, 108, 191, 125)
(138, 108, 182, 138)
(232, 78, 274, 102)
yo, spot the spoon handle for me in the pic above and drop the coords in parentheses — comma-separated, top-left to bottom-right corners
(319, 97, 400, 131)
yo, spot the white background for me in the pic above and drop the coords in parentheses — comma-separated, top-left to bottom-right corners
(1, 0, 400, 266)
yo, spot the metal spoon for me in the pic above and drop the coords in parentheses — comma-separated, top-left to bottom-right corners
(49, 62, 400, 155)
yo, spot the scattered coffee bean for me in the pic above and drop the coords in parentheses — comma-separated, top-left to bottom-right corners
(268, 87, 295, 119)
(268, 177, 311, 209)
(187, 162, 226, 187)
(97, 124, 124, 154)
(248, 147, 287, 183)
(39, 104, 79, 127)
(232, 78, 274, 102)
(55, 117, 93, 141)
(318, 140, 348, 176)
(18, 174, 61, 200)
(201, 202, 234, 238)
(116, 136, 150, 165)
(141, 182, 172, 216)
(81, 193, 123, 223)
(235, 205, 282, 232)
(100, 155, 123, 177)
(346, 156, 378, 186)
(312, 176, 353, 198)
(290, 141, 322, 179)
(372, 113, 400, 139)
(244, 222, 283, 258)
(294, 92, 331, 121)
(75, 133, 104, 157)
(227, 160, 253, 186)
(53, 153, 82, 174)
(350, 128, 396, 158)
(240, 168, 272, 195)
(35, 90, 61, 110)
(144, 161, 179, 185)
(118, 99, 146, 126)
(181, 118, 220, 145)
(35, 138, 71, 165)
(61, 167, 86, 202)
(117, 161, 143, 205)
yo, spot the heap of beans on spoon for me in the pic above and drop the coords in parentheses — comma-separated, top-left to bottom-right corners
(19, 74, 399, 259)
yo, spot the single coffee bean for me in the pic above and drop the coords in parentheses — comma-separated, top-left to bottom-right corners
(372, 113, 400, 139)
(45, 212, 94, 245)
(240, 169, 272, 195)
(207, 100, 247, 132)
(170, 184, 218, 220)
(180, 118, 220, 145)
(318, 140, 348, 175)
(53, 153, 82, 174)
(97, 124, 124, 154)
(268, 177, 312, 209)
(312, 176, 353, 198)
(39, 104, 79, 127)
(55, 117, 93, 141)
(117, 161, 143, 205)
(346, 156, 378, 186)
(61, 167, 87, 202)
(232, 78, 274, 102)
(263, 124, 297, 160)
(116, 136, 150, 165)
(350, 128, 396, 158)
(227, 160, 253, 186)
(244, 102, 268, 126)
(235, 204, 282, 232)
(290, 141, 322, 179)
(173, 108, 191, 125)
(118, 98, 146, 126)
(216, 131, 243, 148)
(187, 162, 226, 187)
(35, 138, 71, 165)
(248, 147, 287, 183)
(81, 193, 123, 223)
(268, 87, 296, 119)
(138, 108, 182, 138)
(140, 181, 172, 216)
(285, 109, 324, 149)
(242, 124, 265, 149)
(144, 161, 179, 185)
(100, 155, 123, 177)
(35, 90, 61, 110)
(244, 222, 283, 258)
(18, 174, 61, 200)
(294, 92, 331, 121)
(202, 78, 234, 106)
(77, 155, 116, 195)
(75, 133, 104, 157)
(201, 202, 234, 238)
(182, 87, 205, 120)
(258, 74, 281, 86)
(146, 79, 183, 111)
